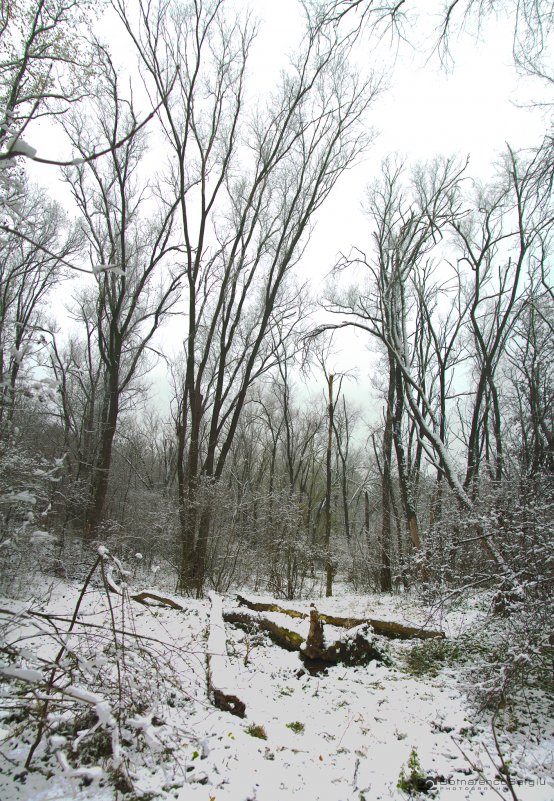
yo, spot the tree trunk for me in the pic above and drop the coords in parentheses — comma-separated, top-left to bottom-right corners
(235, 595, 445, 640)
(177, 388, 202, 594)
(392, 363, 422, 552)
(85, 369, 120, 536)
(324, 374, 334, 597)
(380, 359, 394, 592)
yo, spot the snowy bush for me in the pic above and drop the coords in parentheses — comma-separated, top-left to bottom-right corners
(0, 427, 62, 595)
(0, 548, 203, 795)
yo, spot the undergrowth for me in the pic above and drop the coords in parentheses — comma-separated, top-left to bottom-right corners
(0, 547, 202, 796)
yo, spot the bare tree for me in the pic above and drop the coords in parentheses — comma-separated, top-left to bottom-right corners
(0, 181, 79, 428)
(0, 0, 174, 170)
(115, 0, 379, 594)
(504, 280, 553, 477)
(325, 149, 552, 584)
(327, 157, 463, 571)
(0, 0, 93, 157)
(325, 0, 553, 80)
(59, 46, 181, 534)
(450, 147, 553, 496)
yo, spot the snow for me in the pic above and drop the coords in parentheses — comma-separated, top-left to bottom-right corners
(29, 530, 55, 545)
(0, 666, 44, 683)
(9, 344, 29, 363)
(1, 581, 552, 801)
(5, 138, 37, 158)
(6, 491, 36, 504)
(91, 263, 125, 276)
(207, 591, 240, 697)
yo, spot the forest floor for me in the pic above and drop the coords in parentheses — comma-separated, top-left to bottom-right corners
(1, 573, 553, 801)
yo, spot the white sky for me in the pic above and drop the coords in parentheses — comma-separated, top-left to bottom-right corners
(27, 0, 548, 419)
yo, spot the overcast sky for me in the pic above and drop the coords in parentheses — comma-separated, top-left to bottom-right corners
(29, 0, 548, 416)
(242, 0, 547, 404)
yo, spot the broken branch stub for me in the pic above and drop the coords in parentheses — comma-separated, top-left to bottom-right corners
(301, 605, 385, 668)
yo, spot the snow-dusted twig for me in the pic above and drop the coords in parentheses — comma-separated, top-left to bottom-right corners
(23, 553, 104, 768)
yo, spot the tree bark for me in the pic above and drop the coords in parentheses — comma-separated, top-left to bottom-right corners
(85, 366, 119, 535)
(324, 373, 334, 596)
(380, 358, 395, 592)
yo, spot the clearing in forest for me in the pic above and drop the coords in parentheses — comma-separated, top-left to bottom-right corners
(1, 575, 552, 801)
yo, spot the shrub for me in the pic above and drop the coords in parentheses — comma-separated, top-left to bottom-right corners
(397, 747, 436, 796)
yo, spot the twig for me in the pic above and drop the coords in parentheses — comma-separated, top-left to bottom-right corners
(24, 555, 103, 769)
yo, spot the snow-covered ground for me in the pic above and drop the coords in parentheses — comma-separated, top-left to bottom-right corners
(1, 572, 552, 801)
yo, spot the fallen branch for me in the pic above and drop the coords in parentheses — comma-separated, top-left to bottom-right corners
(235, 595, 445, 640)
(131, 592, 185, 610)
(103, 575, 186, 611)
(207, 593, 246, 718)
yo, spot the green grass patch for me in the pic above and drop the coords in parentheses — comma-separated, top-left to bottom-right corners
(245, 723, 267, 740)
(404, 638, 466, 677)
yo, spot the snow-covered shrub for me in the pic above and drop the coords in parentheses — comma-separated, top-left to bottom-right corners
(467, 602, 553, 710)
(0, 548, 202, 795)
(0, 427, 62, 595)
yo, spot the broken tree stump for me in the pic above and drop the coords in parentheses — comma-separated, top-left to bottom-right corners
(302, 604, 325, 659)
(301, 605, 385, 669)
(207, 593, 246, 718)
(235, 595, 445, 640)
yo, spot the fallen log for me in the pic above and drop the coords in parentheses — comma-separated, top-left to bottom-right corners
(235, 594, 305, 619)
(223, 610, 304, 651)
(207, 593, 246, 718)
(104, 575, 186, 612)
(224, 605, 386, 671)
(236, 595, 444, 640)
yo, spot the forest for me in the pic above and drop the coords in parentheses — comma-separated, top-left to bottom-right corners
(0, 0, 552, 799)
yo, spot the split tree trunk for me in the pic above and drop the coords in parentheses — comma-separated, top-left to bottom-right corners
(301, 605, 385, 667)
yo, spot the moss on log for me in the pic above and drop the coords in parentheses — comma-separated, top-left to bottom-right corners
(235, 594, 305, 619)
(223, 610, 305, 651)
